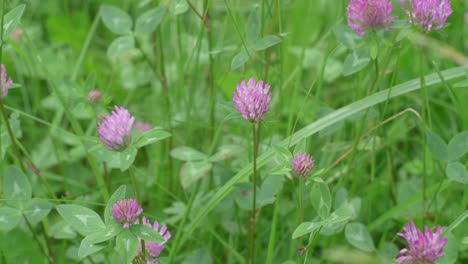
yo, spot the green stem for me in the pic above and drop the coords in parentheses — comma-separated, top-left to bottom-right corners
(266, 186, 281, 264)
(249, 123, 260, 264)
(154, 29, 174, 193)
(129, 168, 140, 202)
(39, 222, 54, 262)
(167, 182, 201, 263)
(71, 10, 100, 81)
(203, 0, 216, 138)
(298, 178, 305, 249)
(419, 51, 430, 212)
(23, 215, 53, 262)
(209, 228, 245, 264)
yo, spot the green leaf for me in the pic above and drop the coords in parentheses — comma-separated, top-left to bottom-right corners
(234, 183, 254, 211)
(56, 205, 106, 236)
(87, 223, 123, 244)
(345, 222, 376, 252)
(136, 129, 171, 148)
(135, 7, 165, 35)
(437, 232, 458, 264)
(104, 185, 128, 224)
(171, 146, 207, 161)
(257, 174, 283, 208)
(310, 182, 332, 220)
(231, 50, 249, 70)
(426, 130, 449, 161)
(169, 0, 189, 15)
(342, 48, 371, 76)
(120, 146, 137, 171)
(254, 35, 281, 51)
(4, 166, 31, 208)
(78, 236, 106, 259)
(208, 144, 242, 162)
(23, 199, 52, 226)
(0, 206, 21, 232)
(443, 210, 468, 235)
(332, 25, 361, 49)
(246, 8, 260, 44)
(107, 35, 135, 57)
(116, 230, 139, 263)
(180, 161, 212, 189)
(447, 131, 468, 160)
(100, 5, 132, 34)
(2, 5, 25, 40)
(292, 221, 324, 239)
(445, 162, 468, 184)
(180, 67, 467, 248)
(49, 220, 77, 239)
(89, 144, 120, 167)
(130, 224, 164, 243)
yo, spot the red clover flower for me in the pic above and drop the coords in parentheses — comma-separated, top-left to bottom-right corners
(347, 0, 397, 35)
(399, 0, 452, 31)
(111, 199, 143, 229)
(395, 220, 447, 264)
(292, 152, 315, 177)
(233, 77, 271, 123)
(98, 106, 135, 151)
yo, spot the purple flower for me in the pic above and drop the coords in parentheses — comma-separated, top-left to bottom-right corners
(399, 0, 452, 31)
(292, 152, 315, 177)
(233, 77, 271, 123)
(87, 89, 102, 103)
(133, 121, 152, 132)
(395, 220, 447, 264)
(112, 199, 143, 229)
(98, 106, 135, 151)
(136, 217, 171, 263)
(347, 0, 397, 35)
(1, 64, 12, 98)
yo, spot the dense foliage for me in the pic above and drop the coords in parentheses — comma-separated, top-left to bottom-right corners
(0, 0, 466, 263)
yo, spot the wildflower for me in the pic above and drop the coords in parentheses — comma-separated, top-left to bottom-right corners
(233, 77, 271, 123)
(292, 152, 315, 177)
(98, 106, 135, 151)
(347, 0, 397, 35)
(87, 89, 102, 103)
(1, 64, 12, 98)
(399, 0, 452, 31)
(133, 121, 152, 132)
(136, 217, 171, 264)
(395, 220, 447, 264)
(112, 199, 143, 229)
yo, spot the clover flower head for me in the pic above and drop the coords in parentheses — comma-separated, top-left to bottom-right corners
(347, 0, 397, 35)
(399, 0, 452, 31)
(98, 106, 135, 151)
(395, 220, 447, 264)
(233, 77, 271, 123)
(112, 199, 143, 229)
(292, 152, 315, 177)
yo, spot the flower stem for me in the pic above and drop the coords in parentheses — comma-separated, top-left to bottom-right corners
(23, 214, 53, 262)
(129, 167, 140, 202)
(298, 177, 305, 249)
(168, 181, 201, 263)
(248, 123, 260, 264)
